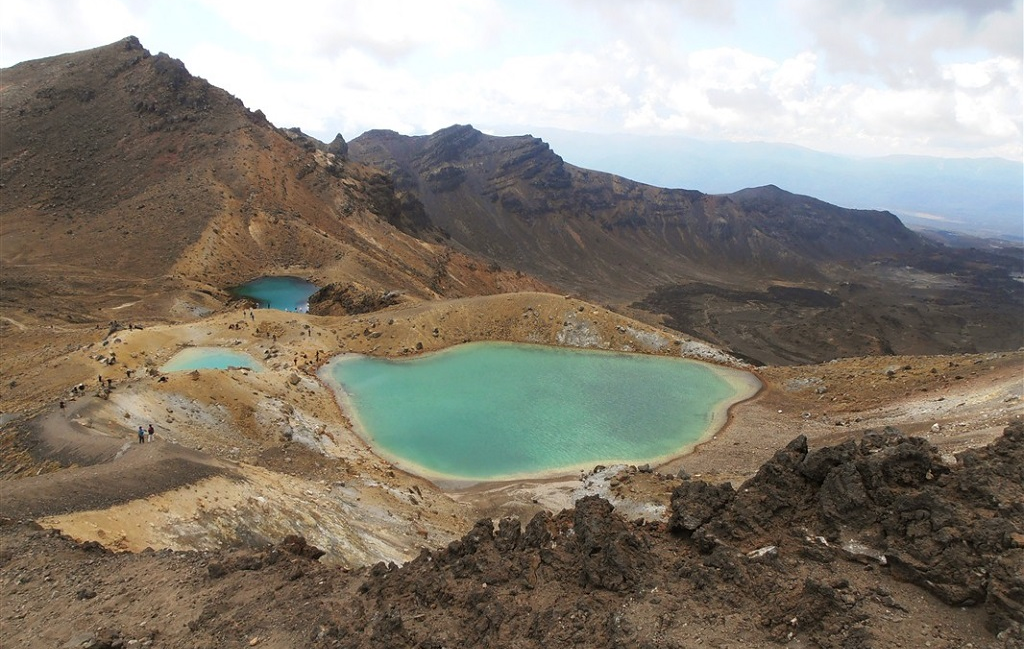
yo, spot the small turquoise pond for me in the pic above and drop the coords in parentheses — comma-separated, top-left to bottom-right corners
(161, 347, 262, 372)
(230, 276, 319, 312)
(321, 342, 758, 481)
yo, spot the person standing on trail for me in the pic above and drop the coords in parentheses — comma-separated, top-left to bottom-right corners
(148, 424, 155, 442)
(138, 426, 145, 444)
(59, 400, 66, 416)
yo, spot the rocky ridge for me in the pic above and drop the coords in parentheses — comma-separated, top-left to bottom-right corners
(349, 125, 931, 296)
(349, 126, 1023, 364)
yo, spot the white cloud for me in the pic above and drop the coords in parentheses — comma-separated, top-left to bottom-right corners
(1, 0, 1020, 160)
(886, 0, 1016, 21)
(771, 52, 818, 101)
(853, 88, 956, 134)
(687, 48, 777, 89)
(195, 0, 504, 63)
(0, 0, 145, 66)
(948, 57, 1023, 140)
(578, 0, 736, 28)
(787, 0, 1023, 81)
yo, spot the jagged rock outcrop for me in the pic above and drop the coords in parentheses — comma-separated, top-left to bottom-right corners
(307, 282, 401, 316)
(329, 424, 1023, 647)
(667, 479, 735, 533)
(279, 127, 349, 170)
(571, 495, 652, 592)
(3, 425, 1020, 648)
(326, 133, 349, 158)
(685, 423, 1024, 637)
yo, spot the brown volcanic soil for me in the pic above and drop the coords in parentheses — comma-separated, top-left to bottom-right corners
(1, 292, 1021, 647)
(2, 424, 1021, 648)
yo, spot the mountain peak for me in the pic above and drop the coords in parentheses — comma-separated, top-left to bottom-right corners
(121, 35, 146, 52)
(728, 184, 796, 201)
(433, 123, 480, 138)
(418, 124, 485, 165)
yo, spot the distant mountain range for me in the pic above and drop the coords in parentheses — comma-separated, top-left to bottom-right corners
(509, 128, 1024, 242)
(350, 125, 1023, 364)
(348, 125, 930, 301)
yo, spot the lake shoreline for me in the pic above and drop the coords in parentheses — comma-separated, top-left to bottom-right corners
(160, 346, 263, 373)
(318, 342, 762, 488)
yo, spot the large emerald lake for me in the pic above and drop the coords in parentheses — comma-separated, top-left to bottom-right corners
(321, 342, 758, 481)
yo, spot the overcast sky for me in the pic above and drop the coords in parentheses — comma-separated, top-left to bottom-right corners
(2, 0, 1021, 160)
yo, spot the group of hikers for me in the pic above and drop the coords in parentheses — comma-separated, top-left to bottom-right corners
(137, 424, 155, 444)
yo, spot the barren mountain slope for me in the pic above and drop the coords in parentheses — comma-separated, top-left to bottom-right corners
(349, 125, 928, 295)
(0, 38, 547, 328)
(0, 38, 553, 413)
(349, 126, 1023, 364)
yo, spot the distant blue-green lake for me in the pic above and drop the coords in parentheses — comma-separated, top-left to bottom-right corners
(161, 347, 262, 372)
(230, 276, 319, 312)
(321, 342, 758, 481)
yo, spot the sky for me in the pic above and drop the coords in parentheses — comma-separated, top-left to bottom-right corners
(2, 0, 1022, 161)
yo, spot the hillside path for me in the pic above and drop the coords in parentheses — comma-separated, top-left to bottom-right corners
(1, 398, 232, 520)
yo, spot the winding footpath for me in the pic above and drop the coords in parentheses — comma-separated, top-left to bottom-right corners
(1, 397, 232, 520)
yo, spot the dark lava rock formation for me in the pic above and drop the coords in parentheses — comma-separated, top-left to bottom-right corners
(307, 282, 401, 316)
(3, 424, 1021, 647)
(328, 423, 1022, 648)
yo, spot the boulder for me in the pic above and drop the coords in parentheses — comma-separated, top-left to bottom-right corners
(571, 496, 650, 592)
(668, 480, 735, 533)
(307, 282, 400, 317)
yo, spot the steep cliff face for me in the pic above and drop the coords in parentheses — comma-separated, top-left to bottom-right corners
(349, 125, 932, 299)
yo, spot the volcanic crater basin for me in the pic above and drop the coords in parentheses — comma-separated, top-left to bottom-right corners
(321, 341, 760, 482)
(229, 276, 319, 312)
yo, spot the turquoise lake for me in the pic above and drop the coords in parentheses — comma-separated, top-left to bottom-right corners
(322, 342, 758, 481)
(230, 276, 319, 312)
(161, 347, 262, 372)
